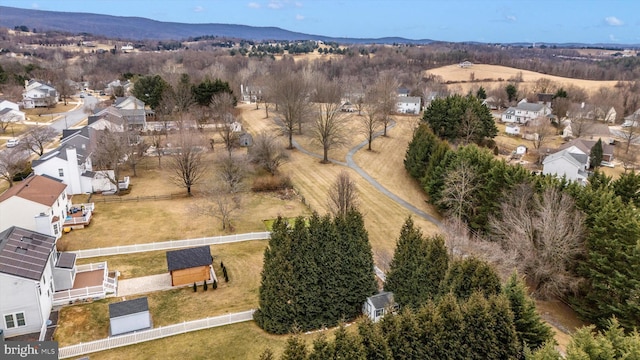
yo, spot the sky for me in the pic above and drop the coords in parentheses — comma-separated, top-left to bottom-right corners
(2, 0, 639, 44)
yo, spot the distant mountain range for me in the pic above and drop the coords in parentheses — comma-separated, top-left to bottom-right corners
(0, 6, 433, 44)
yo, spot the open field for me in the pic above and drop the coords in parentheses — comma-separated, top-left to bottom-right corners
(427, 64, 620, 95)
(56, 241, 266, 346)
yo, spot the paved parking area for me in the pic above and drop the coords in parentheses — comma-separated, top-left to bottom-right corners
(117, 273, 173, 296)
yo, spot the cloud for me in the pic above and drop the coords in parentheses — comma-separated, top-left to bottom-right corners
(247, 2, 260, 8)
(31, 3, 39, 9)
(268, 1, 284, 9)
(193, 6, 204, 13)
(295, 1, 303, 7)
(609, 34, 619, 42)
(295, 14, 304, 20)
(605, 16, 623, 26)
(505, 15, 517, 22)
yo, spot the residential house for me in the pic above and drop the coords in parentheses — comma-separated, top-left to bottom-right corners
(240, 84, 263, 103)
(22, 80, 58, 109)
(238, 133, 253, 147)
(109, 297, 152, 336)
(542, 138, 614, 182)
(537, 93, 554, 108)
(113, 96, 148, 130)
(505, 124, 520, 136)
(397, 87, 410, 97)
(166, 246, 213, 286)
(0, 226, 116, 339)
(32, 127, 116, 195)
(501, 101, 551, 124)
(0, 175, 70, 239)
(623, 108, 640, 127)
(542, 149, 589, 183)
(362, 291, 398, 322)
(0, 100, 26, 122)
(482, 96, 499, 110)
(105, 79, 132, 96)
(459, 61, 473, 68)
(396, 96, 422, 114)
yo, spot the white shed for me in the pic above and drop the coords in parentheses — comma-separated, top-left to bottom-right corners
(516, 145, 527, 155)
(362, 291, 398, 322)
(109, 297, 152, 336)
(505, 124, 520, 136)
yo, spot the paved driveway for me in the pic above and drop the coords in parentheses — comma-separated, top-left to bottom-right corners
(117, 273, 173, 296)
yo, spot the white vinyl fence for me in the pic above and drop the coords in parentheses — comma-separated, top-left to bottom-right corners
(58, 310, 255, 359)
(71, 232, 270, 258)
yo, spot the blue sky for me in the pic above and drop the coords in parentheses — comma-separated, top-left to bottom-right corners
(2, 0, 639, 44)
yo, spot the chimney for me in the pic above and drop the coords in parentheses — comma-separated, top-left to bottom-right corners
(24, 79, 29, 90)
(581, 102, 585, 109)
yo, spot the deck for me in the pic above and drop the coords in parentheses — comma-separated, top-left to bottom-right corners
(63, 203, 94, 229)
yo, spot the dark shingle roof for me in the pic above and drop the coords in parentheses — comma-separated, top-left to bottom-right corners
(109, 297, 149, 318)
(56, 252, 76, 269)
(166, 246, 212, 272)
(0, 227, 56, 281)
(368, 291, 395, 310)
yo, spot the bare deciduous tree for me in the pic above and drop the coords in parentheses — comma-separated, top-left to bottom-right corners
(375, 72, 399, 137)
(0, 147, 29, 187)
(21, 126, 58, 156)
(149, 131, 165, 167)
(490, 184, 586, 299)
(310, 79, 349, 163)
(194, 181, 241, 231)
(211, 92, 239, 155)
(168, 134, 207, 195)
(531, 116, 556, 150)
(360, 88, 383, 151)
(460, 107, 482, 145)
(569, 103, 596, 138)
(216, 152, 247, 194)
(327, 171, 359, 218)
(272, 72, 310, 149)
(92, 127, 129, 194)
(620, 114, 640, 154)
(249, 131, 289, 175)
(438, 162, 478, 220)
(125, 135, 149, 177)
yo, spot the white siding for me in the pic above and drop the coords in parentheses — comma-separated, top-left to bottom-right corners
(110, 312, 152, 336)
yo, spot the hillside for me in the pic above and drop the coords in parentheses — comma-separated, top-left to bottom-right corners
(0, 6, 432, 43)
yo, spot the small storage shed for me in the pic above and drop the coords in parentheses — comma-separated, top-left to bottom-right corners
(166, 246, 212, 286)
(362, 291, 398, 322)
(109, 297, 152, 336)
(516, 145, 528, 155)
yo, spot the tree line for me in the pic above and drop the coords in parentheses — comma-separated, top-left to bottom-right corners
(405, 119, 640, 330)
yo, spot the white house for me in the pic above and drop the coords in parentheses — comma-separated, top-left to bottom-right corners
(0, 175, 70, 239)
(0, 100, 26, 122)
(32, 127, 116, 195)
(109, 297, 152, 336)
(396, 96, 422, 114)
(240, 84, 263, 103)
(542, 149, 588, 183)
(22, 80, 58, 109)
(501, 101, 551, 124)
(0, 227, 58, 338)
(113, 96, 148, 130)
(505, 124, 520, 136)
(362, 291, 398, 322)
(397, 87, 410, 97)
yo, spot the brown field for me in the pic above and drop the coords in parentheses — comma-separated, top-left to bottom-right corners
(427, 64, 620, 95)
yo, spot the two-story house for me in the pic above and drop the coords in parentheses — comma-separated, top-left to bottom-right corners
(113, 96, 148, 130)
(396, 96, 422, 114)
(0, 175, 71, 239)
(22, 80, 58, 109)
(0, 99, 26, 123)
(501, 101, 551, 124)
(542, 138, 614, 183)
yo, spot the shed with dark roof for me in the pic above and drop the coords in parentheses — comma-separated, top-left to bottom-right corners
(166, 246, 212, 286)
(362, 291, 398, 322)
(109, 297, 152, 336)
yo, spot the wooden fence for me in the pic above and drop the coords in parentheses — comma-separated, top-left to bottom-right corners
(58, 310, 255, 359)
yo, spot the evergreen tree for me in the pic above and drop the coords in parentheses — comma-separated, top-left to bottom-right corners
(404, 124, 438, 179)
(461, 292, 500, 359)
(612, 170, 640, 207)
(488, 294, 520, 359)
(588, 170, 612, 192)
(524, 342, 562, 360)
(476, 86, 487, 100)
(308, 335, 334, 360)
(590, 138, 604, 169)
(254, 217, 297, 334)
(191, 78, 235, 107)
(357, 318, 392, 360)
(333, 324, 366, 360)
(506, 84, 518, 103)
(422, 95, 497, 143)
(384, 217, 448, 309)
(503, 272, 553, 352)
(259, 348, 276, 360)
(435, 293, 467, 360)
(440, 257, 502, 300)
(131, 74, 168, 109)
(281, 333, 308, 360)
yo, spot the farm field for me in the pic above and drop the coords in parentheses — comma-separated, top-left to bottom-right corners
(427, 63, 620, 95)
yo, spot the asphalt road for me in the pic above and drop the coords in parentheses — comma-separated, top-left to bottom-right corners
(49, 96, 99, 132)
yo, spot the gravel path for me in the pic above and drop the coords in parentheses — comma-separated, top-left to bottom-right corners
(117, 273, 173, 296)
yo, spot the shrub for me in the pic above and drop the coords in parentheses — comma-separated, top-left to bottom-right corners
(193, 282, 197, 292)
(213, 280, 218, 289)
(251, 174, 293, 192)
(204, 280, 208, 291)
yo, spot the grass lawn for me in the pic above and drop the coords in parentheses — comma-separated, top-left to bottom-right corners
(57, 241, 267, 346)
(70, 320, 338, 360)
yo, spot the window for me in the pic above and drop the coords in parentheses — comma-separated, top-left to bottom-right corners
(4, 312, 26, 328)
(53, 224, 59, 235)
(375, 308, 384, 317)
(58, 168, 64, 177)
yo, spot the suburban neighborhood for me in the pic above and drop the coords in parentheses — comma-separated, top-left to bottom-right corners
(0, 4, 640, 359)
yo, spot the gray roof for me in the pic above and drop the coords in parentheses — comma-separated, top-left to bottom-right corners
(0, 108, 11, 115)
(56, 252, 76, 269)
(109, 297, 149, 318)
(516, 102, 545, 112)
(0, 227, 56, 281)
(542, 149, 583, 168)
(368, 291, 395, 310)
(166, 246, 212, 272)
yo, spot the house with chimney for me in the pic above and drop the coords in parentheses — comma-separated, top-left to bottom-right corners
(22, 80, 58, 109)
